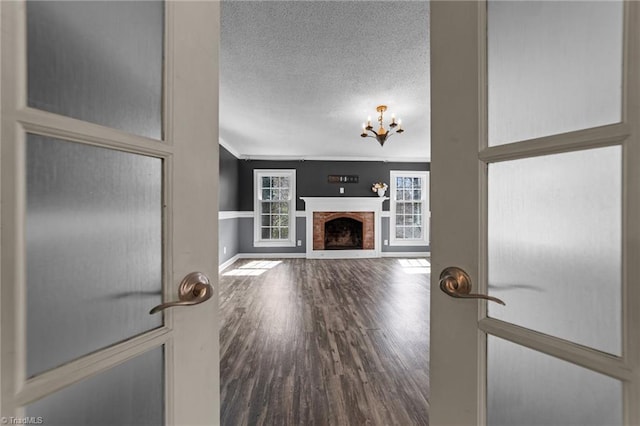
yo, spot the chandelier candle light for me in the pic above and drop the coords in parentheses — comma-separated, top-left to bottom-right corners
(360, 105, 404, 147)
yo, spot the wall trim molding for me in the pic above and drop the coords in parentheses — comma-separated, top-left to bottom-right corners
(219, 138, 242, 159)
(219, 252, 307, 271)
(218, 211, 252, 219)
(219, 251, 430, 270)
(242, 154, 431, 162)
(217, 142, 430, 163)
(220, 211, 388, 219)
(381, 251, 431, 258)
(234, 252, 307, 259)
(218, 254, 241, 272)
(219, 210, 306, 220)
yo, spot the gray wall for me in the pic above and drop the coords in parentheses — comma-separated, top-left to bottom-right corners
(239, 159, 430, 254)
(219, 147, 430, 264)
(218, 217, 240, 265)
(381, 217, 429, 253)
(219, 145, 240, 211)
(238, 217, 306, 254)
(238, 160, 430, 212)
(219, 146, 241, 265)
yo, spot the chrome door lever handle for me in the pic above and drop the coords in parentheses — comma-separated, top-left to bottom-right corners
(150, 272, 213, 314)
(439, 266, 505, 305)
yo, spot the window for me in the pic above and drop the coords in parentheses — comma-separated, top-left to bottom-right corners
(253, 169, 296, 247)
(390, 171, 430, 246)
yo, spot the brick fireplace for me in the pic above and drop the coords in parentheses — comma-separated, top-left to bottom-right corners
(300, 197, 385, 259)
(313, 211, 374, 250)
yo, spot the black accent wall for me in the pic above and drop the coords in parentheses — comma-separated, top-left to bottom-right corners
(219, 145, 240, 211)
(238, 160, 430, 211)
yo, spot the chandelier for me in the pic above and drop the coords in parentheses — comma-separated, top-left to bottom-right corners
(360, 105, 404, 147)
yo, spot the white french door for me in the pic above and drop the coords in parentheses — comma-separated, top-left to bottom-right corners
(1, 2, 219, 424)
(430, 1, 640, 425)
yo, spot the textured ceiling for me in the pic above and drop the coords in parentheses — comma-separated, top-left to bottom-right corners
(220, 1, 430, 162)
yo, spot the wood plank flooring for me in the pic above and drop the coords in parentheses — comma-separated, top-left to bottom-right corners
(220, 258, 430, 426)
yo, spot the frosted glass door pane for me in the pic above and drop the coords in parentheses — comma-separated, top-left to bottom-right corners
(488, 146, 621, 355)
(488, 336, 622, 426)
(488, 1, 623, 146)
(26, 135, 163, 376)
(26, 347, 163, 426)
(27, 1, 164, 139)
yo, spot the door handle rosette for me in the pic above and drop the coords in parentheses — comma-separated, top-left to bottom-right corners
(150, 272, 213, 314)
(439, 266, 505, 305)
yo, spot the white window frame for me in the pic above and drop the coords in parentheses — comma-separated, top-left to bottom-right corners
(390, 170, 430, 246)
(253, 169, 296, 247)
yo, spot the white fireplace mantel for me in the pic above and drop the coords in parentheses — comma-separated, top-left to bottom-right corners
(300, 196, 387, 212)
(300, 197, 387, 259)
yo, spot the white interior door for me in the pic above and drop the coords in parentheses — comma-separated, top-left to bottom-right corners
(430, 1, 640, 424)
(0, 1, 219, 424)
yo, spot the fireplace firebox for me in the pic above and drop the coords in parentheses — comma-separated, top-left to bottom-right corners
(324, 217, 363, 250)
(312, 211, 374, 251)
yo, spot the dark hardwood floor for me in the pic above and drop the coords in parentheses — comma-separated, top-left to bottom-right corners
(220, 258, 430, 426)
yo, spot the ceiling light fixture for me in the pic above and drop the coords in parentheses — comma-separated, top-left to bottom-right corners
(360, 105, 404, 147)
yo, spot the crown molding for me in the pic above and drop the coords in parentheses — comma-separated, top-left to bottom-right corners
(240, 154, 430, 163)
(218, 138, 242, 159)
(217, 141, 430, 163)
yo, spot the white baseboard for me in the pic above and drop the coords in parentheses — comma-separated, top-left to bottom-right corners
(237, 252, 307, 259)
(220, 251, 429, 271)
(219, 252, 307, 272)
(381, 251, 431, 258)
(219, 254, 241, 272)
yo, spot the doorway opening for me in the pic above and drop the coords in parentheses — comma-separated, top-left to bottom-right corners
(218, 1, 431, 424)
